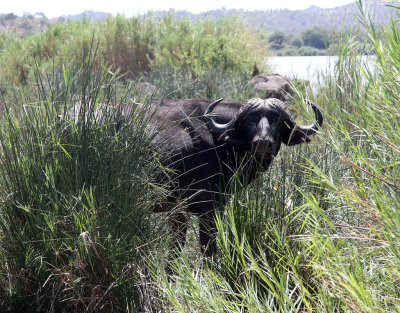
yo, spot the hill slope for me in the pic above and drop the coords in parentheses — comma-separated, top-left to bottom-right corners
(165, 2, 393, 34)
(0, 1, 394, 35)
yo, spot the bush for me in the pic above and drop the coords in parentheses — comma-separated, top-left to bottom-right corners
(292, 36, 303, 48)
(298, 45, 325, 56)
(0, 49, 169, 312)
(301, 26, 331, 49)
(0, 13, 269, 88)
(268, 30, 286, 50)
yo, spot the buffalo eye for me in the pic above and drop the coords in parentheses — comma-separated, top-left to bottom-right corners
(244, 121, 257, 136)
(247, 121, 256, 128)
(267, 112, 280, 124)
(237, 120, 256, 130)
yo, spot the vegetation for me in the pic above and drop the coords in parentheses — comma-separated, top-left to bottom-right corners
(268, 26, 333, 56)
(0, 62, 168, 311)
(0, 1, 399, 311)
(159, 3, 392, 35)
(0, 13, 268, 91)
(1, 2, 393, 38)
(0, 12, 48, 35)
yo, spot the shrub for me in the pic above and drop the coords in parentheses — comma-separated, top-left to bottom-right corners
(268, 30, 287, 50)
(0, 13, 269, 87)
(0, 49, 169, 312)
(301, 26, 331, 49)
(292, 36, 303, 48)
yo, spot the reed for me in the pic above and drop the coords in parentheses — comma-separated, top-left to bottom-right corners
(153, 1, 400, 312)
(1, 2, 399, 311)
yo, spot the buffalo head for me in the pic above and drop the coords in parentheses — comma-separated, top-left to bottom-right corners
(204, 98, 323, 168)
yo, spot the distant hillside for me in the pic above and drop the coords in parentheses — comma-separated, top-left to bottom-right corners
(59, 10, 110, 21)
(0, 12, 48, 34)
(0, 10, 110, 35)
(159, 2, 394, 34)
(0, 1, 394, 36)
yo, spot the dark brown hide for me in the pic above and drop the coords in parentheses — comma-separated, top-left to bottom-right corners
(149, 98, 323, 255)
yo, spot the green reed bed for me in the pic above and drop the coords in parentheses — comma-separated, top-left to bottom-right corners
(0, 13, 268, 90)
(0, 48, 171, 312)
(153, 2, 400, 312)
(0, 2, 399, 311)
(299, 2, 400, 311)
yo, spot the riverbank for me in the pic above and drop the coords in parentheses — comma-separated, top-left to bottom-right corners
(273, 46, 328, 56)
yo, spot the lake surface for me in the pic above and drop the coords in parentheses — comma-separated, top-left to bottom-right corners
(268, 56, 336, 81)
(268, 55, 374, 83)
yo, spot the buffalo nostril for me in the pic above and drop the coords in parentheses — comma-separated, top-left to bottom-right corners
(256, 138, 273, 146)
(252, 139, 274, 153)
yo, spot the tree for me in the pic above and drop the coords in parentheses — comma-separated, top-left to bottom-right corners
(292, 36, 303, 48)
(4, 13, 18, 21)
(23, 12, 34, 19)
(268, 31, 286, 50)
(34, 12, 48, 20)
(302, 26, 331, 49)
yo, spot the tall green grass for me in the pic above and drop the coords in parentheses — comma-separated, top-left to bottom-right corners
(152, 2, 400, 312)
(0, 45, 171, 312)
(0, 13, 268, 90)
(303, 1, 400, 311)
(1, 2, 400, 312)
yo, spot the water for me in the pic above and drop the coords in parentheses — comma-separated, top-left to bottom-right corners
(268, 56, 336, 81)
(268, 55, 374, 83)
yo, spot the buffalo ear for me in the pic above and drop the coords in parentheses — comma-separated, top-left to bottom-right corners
(283, 128, 310, 146)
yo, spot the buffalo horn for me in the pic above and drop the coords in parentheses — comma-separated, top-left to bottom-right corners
(296, 100, 323, 135)
(204, 98, 224, 115)
(204, 98, 257, 135)
(204, 98, 232, 135)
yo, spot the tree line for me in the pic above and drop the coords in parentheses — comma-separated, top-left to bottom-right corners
(268, 26, 333, 56)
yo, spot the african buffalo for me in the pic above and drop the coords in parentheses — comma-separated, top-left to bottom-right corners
(148, 97, 323, 256)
